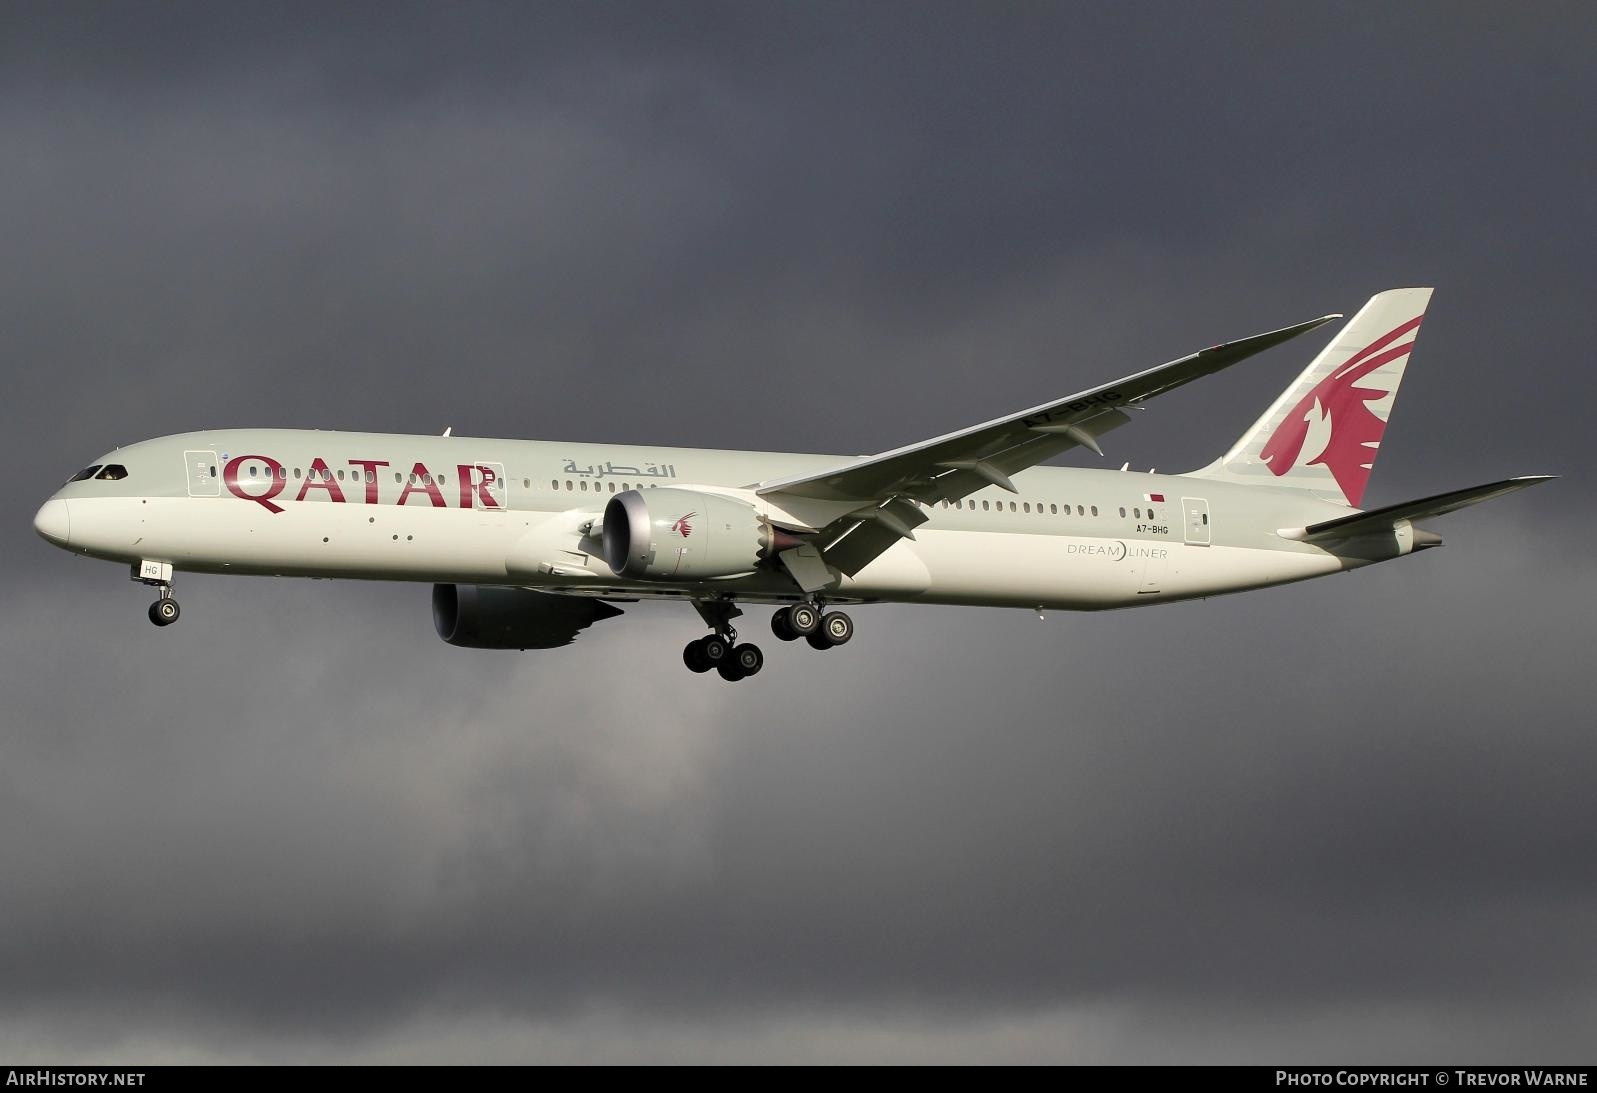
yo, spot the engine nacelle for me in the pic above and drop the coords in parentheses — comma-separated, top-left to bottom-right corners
(432, 584, 623, 649)
(604, 487, 792, 581)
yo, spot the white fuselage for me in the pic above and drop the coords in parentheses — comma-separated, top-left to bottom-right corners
(37, 429, 1398, 613)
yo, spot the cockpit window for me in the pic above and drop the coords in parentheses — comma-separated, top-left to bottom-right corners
(95, 464, 129, 481)
(68, 465, 103, 482)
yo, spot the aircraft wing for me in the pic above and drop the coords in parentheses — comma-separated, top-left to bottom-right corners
(756, 311, 1341, 576)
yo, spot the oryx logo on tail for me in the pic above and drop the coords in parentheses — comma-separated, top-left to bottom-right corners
(1197, 287, 1433, 507)
(1258, 314, 1422, 506)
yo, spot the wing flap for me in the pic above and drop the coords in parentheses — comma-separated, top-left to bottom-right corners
(822, 519, 911, 578)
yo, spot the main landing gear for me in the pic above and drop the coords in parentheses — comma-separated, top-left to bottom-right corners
(133, 560, 181, 627)
(684, 599, 764, 682)
(683, 634, 765, 682)
(770, 604, 853, 650)
(682, 601, 856, 680)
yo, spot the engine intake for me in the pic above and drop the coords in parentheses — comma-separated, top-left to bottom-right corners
(603, 487, 797, 581)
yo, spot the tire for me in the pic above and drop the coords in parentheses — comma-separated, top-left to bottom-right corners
(717, 661, 747, 682)
(805, 631, 832, 651)
(683, 639, 713, 673)
(821, 610, 853, 647)
(701, 635, 730, 664)
(149, 599, 180, 627)
(770, 609, 799, 642)
(731, 642, 764, 677)
(787, 603, 821, 636)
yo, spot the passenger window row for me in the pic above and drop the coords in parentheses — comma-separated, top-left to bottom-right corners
(938, 498, 1158, 520)
(553, 480, 653, 493)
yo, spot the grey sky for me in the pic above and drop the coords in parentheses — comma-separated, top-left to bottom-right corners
(1, 1, 1592, 1063)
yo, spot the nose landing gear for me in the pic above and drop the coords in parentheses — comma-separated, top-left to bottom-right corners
(148, 594, 181, 627)
(133, 560, 181, 628)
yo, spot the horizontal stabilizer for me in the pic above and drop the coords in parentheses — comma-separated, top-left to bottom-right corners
(1282, 476, 1556, 543)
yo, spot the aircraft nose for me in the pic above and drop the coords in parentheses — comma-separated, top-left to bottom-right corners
(34, 498, 70, 546)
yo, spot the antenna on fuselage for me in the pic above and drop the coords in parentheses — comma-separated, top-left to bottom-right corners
(442, 427, 452, 437)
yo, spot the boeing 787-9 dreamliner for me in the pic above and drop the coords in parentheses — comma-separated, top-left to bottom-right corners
(34, 288, 1552, 680)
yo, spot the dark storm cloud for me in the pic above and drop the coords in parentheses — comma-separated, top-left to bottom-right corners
(1, 1, 1592, 1062)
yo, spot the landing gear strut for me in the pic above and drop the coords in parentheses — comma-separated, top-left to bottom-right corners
(133, 560, 181, 628)
(686, 599, 764, 682)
